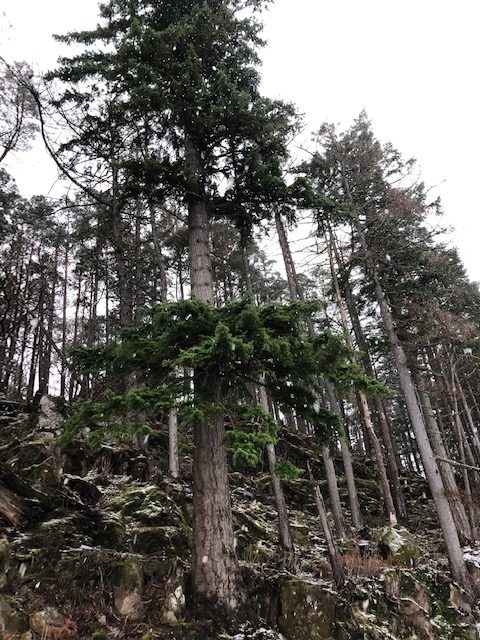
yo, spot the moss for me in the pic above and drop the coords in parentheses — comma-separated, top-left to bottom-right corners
(91, 632, 108, 640)
(278, 579, 337, 640)
(90, 512, 126, 549)
(132, 525, 189, 556)
(103, 484, 189, 530)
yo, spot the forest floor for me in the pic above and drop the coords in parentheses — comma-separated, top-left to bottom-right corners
(1, 398, 479, 640)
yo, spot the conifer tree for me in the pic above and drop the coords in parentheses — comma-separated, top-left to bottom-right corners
(50, 0, 298, 609)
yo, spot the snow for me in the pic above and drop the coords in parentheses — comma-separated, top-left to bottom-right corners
(463, 545, 480, 568)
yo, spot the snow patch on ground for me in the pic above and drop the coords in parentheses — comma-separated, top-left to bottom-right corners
(463, 545, 480, 567)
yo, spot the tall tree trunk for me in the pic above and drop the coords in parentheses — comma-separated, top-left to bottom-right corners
(454, 370, 480, 466)
(60, 241, 69, 399)
(330, 231, 406, 521)
(327, 234, 398, 524)
(186, 136, 238, 610)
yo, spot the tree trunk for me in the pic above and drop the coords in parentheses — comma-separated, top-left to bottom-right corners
(0, 482, 24, 527)
(186, 136, 238, 610)
(258, 380, 295, 564)
(413, 368, 472, 542)
(327, 234, 398, 524)
(330, 231, 406, 521)
(168, 407, 180, 479)
(322, 445, 347, 537)
(274, 209, 356, 531)
(325, 381, 363, 530)
(307, 463, 345, 587)
(339, 160, 472, 594)
(374, 276, 471, 593)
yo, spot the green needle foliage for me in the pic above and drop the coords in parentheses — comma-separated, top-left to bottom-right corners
(64, 297, 383, 466)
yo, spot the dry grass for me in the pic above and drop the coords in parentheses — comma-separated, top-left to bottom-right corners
(340, 549, 393, 578)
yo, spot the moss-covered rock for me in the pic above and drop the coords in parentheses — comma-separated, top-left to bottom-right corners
(37, 395, 64, 438)
(0, 537, 9, 590)
(278, 579, 337, 640)
(0, 595, 28, 638)
(103, 484, 188, 528)
(377, 525, 419, 566)
(132, 525, 189, 556)
(6, 441, 62, 493)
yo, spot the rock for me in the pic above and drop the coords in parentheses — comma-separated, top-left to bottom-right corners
(384, 569, 433, 639)
(37, 396, 64, 437)
(112, 561, 143, 618)
(0, 537, 10, 589)
(103, 484, 188, 528)
(278, 579, 337, 640)
(161, 581, 186, 625)
(132, 525, 189, 556)
(7, 441, 62, 494)
(29, 608, 77, 639)
(63, 474, 102, 505)
(0, 595, 28, 638)
(377, 525, 419, 566)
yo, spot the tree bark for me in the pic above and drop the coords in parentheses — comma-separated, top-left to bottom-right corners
(186, 136, 238, 610)
(307, 463, 345, 587)
(274, 209, 358, 532)
(258, 380, 295, 564)
(413, 369, 472, 542)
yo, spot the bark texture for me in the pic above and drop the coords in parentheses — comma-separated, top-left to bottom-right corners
(186, 137, 238, 610)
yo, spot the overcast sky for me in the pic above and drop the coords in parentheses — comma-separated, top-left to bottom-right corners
(2, 0, 479, 280)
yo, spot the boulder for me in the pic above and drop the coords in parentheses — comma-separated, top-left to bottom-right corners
(112, 561, 143, 619)
(103, 484, 187, 528)
(161, 575, 186, 625)
(37, 396, 64, 439)
(278, 579, 337, 640)
(377, 525, 419, 566)
(6, 440, 62, 494)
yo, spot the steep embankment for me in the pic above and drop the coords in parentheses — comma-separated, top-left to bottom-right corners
(1, 398, 479, 639)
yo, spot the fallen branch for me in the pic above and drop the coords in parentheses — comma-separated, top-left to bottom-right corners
(435, 456, 480, 474)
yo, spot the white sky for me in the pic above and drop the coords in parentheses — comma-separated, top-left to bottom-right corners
(1, 0, 479, 280)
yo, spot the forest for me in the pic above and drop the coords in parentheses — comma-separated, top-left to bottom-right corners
(1, 1, 480, 639)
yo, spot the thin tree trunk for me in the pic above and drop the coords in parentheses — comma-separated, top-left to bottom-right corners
(307, 462, 345, 587)
(274, 209, 357, 531)
(168, 409, 180, 479)
(340, 162, 472, 594)
(326, 384, 363, 530)
(330, 230, 405, 521)
(60, 241, 69, 398)
(327, 234, 398, 524)
(375, 276, 471, 592)
(258, 381, 295, 564)
(455, 370, 480, 466)
(414, 371, 472, 542)
(322, 445, 347, 537)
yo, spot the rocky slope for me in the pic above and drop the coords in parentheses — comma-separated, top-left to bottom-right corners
(1, 397, 479, 639)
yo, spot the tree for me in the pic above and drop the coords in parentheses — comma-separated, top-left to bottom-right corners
(0, 58, 37, 164)
(50, 0, 298, 609)
(305, 113, 473, 596)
